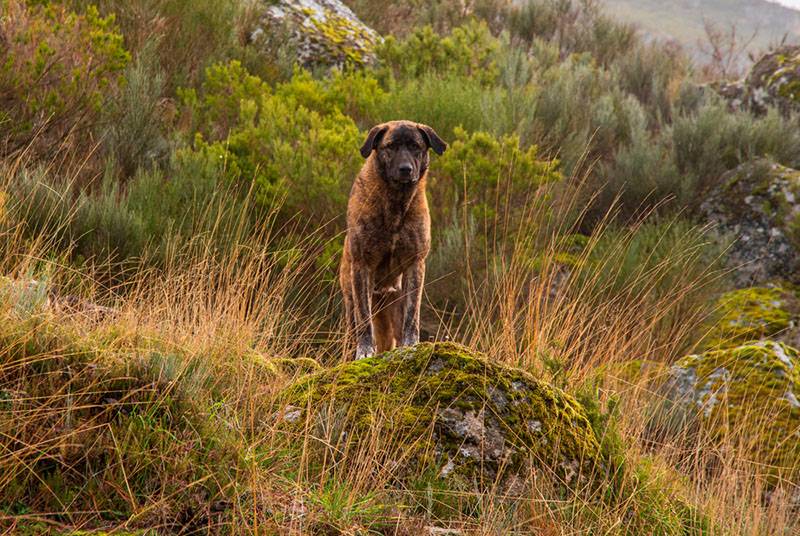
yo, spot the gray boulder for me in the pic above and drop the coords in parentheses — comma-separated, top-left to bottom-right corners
(252, 0, 380, 69)
(710, 45, 800, 114)
(700, 159, 800, 287)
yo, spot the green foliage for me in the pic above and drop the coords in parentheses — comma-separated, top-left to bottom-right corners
(7, 152, 250, 268)
(103, 46, 169, 178)
(378, 75, 504, 140)
(67, 0, 241, 91)
(580, 219, 727, 303)
(0, 0, 129, 158)
(670, 100, 800, 197)
(509, 0, 637, 66)
(178, 60, 271, 142)
(597, 132, 685, 217)
(183, 62, 362, 228)
(377, 20, 501, 84)
(275, 68, 388, 128)
(435, 127, 561, 223)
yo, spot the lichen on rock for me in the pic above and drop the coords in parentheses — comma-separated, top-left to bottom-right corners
(280, 342, 603, 490)
(709, 45, 800, 115)
(700, 159, 800, 287)
(660, 341, 800, 485)
(253, 0, 380, 69)
(746, 45, 800, 114)
(701, 286, 800, 349)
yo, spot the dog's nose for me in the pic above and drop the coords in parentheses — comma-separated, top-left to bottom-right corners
(399, 163, 413, 176)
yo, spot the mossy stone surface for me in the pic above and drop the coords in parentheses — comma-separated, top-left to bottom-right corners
(663, 341, 800, 485)
(712, 45, 800, 115)
(257, 0, 380, 69)
(701, 159, 800, 287)
(282, 342, 602, 489)
(747, 45, 800, 114)
(702, 286, 800, 349)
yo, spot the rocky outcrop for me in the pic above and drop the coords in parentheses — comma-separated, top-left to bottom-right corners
(745, 45, 800, 115)
(701, 287, 800, 350)
(700, 159, 800, 287)
(252, 0, 380, 69)
(658, 341, 800, 487)
(711, 45, 800, 115)
(279, 342, 603, 491)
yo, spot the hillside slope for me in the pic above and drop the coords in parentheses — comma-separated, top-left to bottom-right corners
(604, 0, 800, 57)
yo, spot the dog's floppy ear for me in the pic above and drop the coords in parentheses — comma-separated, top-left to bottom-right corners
(417, 124, 447, 155)
(360, 124, 388, 158)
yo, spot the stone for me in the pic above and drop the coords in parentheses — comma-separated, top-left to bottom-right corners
(252, 0, 380, 69)
(279, 342, 603, 490)
(658, 341, 800, 487)
(700, 159, 800, 287)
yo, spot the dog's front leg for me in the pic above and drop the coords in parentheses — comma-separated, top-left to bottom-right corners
(351, 266, 375, 359)
(401, 259, 425, 347)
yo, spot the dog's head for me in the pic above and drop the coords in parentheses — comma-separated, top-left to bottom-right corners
(360, 121, 447, 186)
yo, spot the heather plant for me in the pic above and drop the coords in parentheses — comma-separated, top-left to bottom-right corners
(0, 0, 129, 161)
(183, 63, 362, 229)
(67, 0, 241, 91)
(103, 45, 169, 178)
(377, 20, 502, 84)
(509, 0, 636, 66)
(670, 100, 800, 198)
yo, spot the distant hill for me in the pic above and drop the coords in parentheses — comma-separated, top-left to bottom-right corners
(603, 0, 800, 61)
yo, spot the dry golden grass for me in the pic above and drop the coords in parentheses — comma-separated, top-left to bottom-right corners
(0, 157, 797, 535)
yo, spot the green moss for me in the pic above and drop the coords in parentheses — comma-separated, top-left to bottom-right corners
(670, 341, 800, 485)
(283, 342, 602, 489)
(702, 287, 798, 349)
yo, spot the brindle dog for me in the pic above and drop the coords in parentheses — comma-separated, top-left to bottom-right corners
(340, 120, 447, 359)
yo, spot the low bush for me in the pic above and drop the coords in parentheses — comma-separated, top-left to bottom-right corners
(670, 100, 800, 198)
(67, 0, 241, 91)
(102, 45, 170, 178)
(0, 0, 129, 162)
(509, 0, 636, 66)
(182, 62, 362, 230)
(377, 20, 501, 84)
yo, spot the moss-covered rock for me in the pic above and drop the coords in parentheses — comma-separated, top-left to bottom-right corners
(254, 0, 380, 69)
(700, 159, 800, 287)
(701, 287, 800, 349)
(281, 342, 603, 490)
(661, 341, 800, 486)
(745, 45, 800, 114)
(710, 45, 800, 114)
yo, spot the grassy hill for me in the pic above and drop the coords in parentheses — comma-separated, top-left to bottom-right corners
(604, 0, 800, 59)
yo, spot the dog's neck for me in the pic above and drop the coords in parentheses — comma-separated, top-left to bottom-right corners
(363, 156, 425, 225)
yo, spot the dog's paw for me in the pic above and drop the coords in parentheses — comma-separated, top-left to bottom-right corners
(355, 345, 376, 360)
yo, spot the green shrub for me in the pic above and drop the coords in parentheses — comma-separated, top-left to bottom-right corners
(579, 218, 727, 305)
(509, 0, 636, 66)
(377, 76, 506, 140)
(275, 68, 388, 129)
(612, 41, 687, 125)
(0, 0, 129, 160)
(377, 20, 501, 84)
(103, 45, 169, 178)
(67, 0, 241, 91)
(669, 100, 800, 197)
(183, 62, 362, 229)
(529, 57, 647, 174)
(434, 127, 561, 222)
(6, 150, 251, 270)
(178, 60, 271, 141)
(347, 0, 507, 37)
(596, 133, 684, 219)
